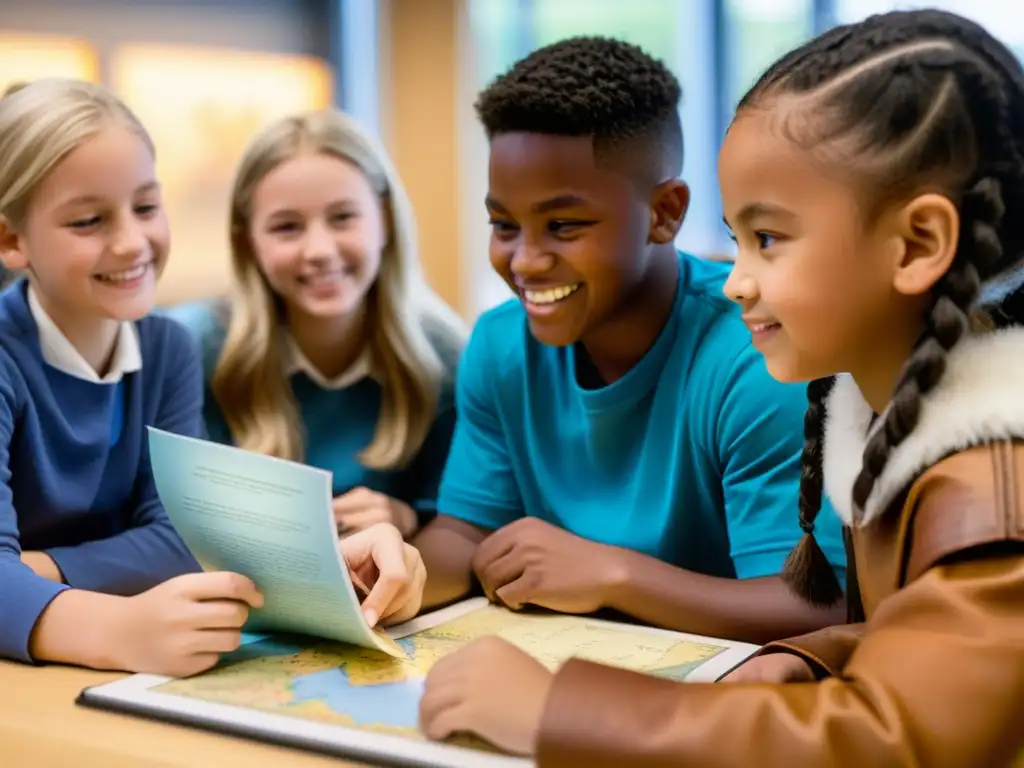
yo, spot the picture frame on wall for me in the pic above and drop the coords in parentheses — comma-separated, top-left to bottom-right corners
(0, 31, 100, 94)
(110, 43, 334, 305)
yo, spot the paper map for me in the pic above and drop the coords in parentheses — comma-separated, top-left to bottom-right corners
(155, 603, 729, 739)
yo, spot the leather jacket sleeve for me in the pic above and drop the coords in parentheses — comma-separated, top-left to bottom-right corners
(536, 550, 1024, 768)
(755, 622, 866, 679)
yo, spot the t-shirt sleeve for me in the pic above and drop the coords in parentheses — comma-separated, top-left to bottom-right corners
(0, 361, 69, 663)
(714, 341, 847, 582)
(435, 318, 523, 531)
(44, 321, 202, 594)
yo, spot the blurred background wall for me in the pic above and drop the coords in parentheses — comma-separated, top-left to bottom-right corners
(1, 0, 1019, 319)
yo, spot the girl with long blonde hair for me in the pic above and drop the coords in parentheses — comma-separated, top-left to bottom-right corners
(0, 77, 263, 673)
(171, 109, 466, 539)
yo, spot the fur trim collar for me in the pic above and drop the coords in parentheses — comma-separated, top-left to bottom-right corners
(823, 327, 1024, 526)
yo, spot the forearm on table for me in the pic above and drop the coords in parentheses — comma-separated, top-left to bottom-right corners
(413, 515, 488, 610)
(539, 554, 1024, 768)
(602, 548, 847, 644)
(28, 589, 123, 669)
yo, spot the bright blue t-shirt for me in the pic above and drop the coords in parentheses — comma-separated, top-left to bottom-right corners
(166, 300, 460, 525)
(438, 252, 846, 582)
(0, 280, 203, 663)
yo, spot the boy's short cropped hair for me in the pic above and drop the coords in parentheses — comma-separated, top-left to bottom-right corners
(475, 36, 684, 180)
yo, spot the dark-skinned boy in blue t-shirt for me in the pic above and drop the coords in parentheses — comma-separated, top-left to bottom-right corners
(412, 36, 846, 644)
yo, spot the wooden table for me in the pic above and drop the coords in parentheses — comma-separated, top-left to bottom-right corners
(0, 660, 365, 767)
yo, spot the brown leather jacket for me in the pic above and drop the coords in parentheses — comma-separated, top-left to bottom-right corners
(535, 340, 1024, 767)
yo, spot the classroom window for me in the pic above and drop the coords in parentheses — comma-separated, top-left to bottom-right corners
(723, 0, 815, 114)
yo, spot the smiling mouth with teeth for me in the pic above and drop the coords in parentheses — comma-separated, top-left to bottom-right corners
(298, 264, 358, 285)
(299, 272, 344, 284)
(523, 283, 582, 305)
(95, 262, 150, 284)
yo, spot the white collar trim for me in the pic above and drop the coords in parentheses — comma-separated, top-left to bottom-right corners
(28, 285, 141, 383)
(823, 327, 1024, 525)
(283, 336, 371, 390)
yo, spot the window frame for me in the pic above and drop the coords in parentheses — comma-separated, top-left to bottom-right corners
(334, 0, 383, 135)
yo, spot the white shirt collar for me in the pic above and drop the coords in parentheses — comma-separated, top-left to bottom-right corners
(27, 285, 142, 383)
(283, 335, 371, 390)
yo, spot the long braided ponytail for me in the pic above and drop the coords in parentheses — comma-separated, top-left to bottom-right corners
(782, 376, 843, 606)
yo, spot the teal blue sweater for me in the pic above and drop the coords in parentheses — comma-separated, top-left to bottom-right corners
(167, 301, 460, 526)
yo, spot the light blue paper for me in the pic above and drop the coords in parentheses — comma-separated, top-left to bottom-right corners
(148, 427, 403, 657)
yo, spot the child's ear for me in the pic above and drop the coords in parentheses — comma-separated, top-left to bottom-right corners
(649, 180, 689, 244)
(890, 193, 959, 297)
(0, 217, 27, 271)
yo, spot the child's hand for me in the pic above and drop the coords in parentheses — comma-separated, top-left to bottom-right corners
(340, 522, 426, 627)
(333, 487, 418, 538)
(112, 572, 263, 677)
(420, 636, 552, 755)
(719, 652, 815, 683)
(471, 517, 623, 614)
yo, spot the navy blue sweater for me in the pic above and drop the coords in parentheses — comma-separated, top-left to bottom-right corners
(0, 281, 201, 662)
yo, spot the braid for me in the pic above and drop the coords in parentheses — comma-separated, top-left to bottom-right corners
(851, 176, 1003, 516)
(781, 376, 844, 607)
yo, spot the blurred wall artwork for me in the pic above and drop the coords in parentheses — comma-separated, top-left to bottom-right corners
(0, 32, 100, 93)
(111, 44, 333, 304)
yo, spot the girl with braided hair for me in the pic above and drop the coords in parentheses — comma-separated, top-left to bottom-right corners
(416, 9, 1024, 766)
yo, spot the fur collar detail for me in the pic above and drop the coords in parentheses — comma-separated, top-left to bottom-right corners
(823, 328, 1024, 526)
